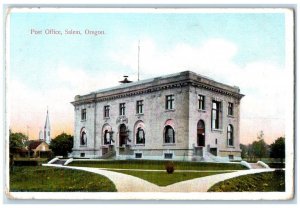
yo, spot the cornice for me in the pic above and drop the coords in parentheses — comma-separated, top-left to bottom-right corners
(71, 79, 243, 106)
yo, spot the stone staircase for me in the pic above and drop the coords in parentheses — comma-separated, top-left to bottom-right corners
(51, 159, 66, 165)
(100, 150, 116, 159)
(249, 162, 269, 169)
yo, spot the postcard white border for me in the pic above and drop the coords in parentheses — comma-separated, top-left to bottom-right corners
(3, 7, 295, 201)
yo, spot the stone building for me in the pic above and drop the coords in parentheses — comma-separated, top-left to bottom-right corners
(70, 71, 244, 162)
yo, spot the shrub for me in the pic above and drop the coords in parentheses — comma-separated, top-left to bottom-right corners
(14, 160, 39, 166)
(165, 161, 175, 174)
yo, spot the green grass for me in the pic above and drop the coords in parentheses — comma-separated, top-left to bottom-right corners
(10, 166, 117, 192)
(112, 170, 232, 186)
(70, 160, 247, 171)
(208, 170, 285, 192)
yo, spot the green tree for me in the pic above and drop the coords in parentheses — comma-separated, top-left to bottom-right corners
(252, 131, 268, 160)
(240, 144, 248, 159)
(270, 137, 285, 163)
(9, 130, 28, 153)
(50, 133, 73, 157)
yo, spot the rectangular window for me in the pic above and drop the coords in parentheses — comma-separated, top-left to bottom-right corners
(135, 153, 142, 159)
(165, 95, 174, 110)
(198, 95, 205, 110)
(119, 103, 125, 116)
(80, 153, 85, 157)
(81, 109, 86, 121)
(228, 102, 233, 116)
(136, 100, 143, 114)
(104, 105, 110, 118)
(212, 101, 221, 129)
(228, 155, 234, 160)
(164, 153, 173, 159)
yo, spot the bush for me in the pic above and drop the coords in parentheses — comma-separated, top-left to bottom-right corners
(38, 151, 53, 158)
(268, 163, 285, 169)
(14, 160, 39, 166)
(165, 161, 175, 174)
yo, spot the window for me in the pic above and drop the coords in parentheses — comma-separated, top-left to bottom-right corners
(198, 95, 205, 110)
(165, 95, 174, 110)
(164, 153, 173, 159)
(80, 128, 87, 146)
(212, 101, 221, 129)
(136, 127, 145, 144)
(104, 105, 110, 118)
(215, 138, 218, 145)
(135, 153, 142, 159)
(228, 102, 233, 116)
(227, 125, 234, 146)
(104, 130, 111, 145)
(164, 125, 175, 143)
(119, 103, 125, 116)
(80, 153, 85, 157)
(228, 155, 234, 160)
(81, 109, 86, 120)
(136, 100, 143, 114)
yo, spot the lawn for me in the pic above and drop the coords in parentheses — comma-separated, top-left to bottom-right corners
(70, 160, 247, 171)
(10, 166, 117, 192)
(113, 170, 232, 186)
(208, 170, 285, 192)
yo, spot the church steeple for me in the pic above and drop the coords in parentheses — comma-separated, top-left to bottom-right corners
(44, 107, 51, 144)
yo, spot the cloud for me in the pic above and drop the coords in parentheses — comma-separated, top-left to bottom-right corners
(109, 38, 287, 144)
(10, 37, 287, 144)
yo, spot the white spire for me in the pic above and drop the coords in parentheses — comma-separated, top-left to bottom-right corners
(44, 107, 51, 144)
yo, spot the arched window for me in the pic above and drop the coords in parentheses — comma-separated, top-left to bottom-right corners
(80, 128, 87, 146)
(164, 125, 175, 143)
(104, 130, 111, 145)
(227, 125, 234, 146)
(136, 127, 145, 144)
(197, 120, 205, 146)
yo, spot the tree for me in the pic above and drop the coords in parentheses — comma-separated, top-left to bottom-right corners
(252, 131, 268, 160)
(50, 133, 73, 157)
(270, 137, 285, 163)
(240, 144, 248, 159)
(9, 130, 28, 153)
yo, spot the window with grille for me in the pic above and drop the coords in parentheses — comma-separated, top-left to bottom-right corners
(136, 100, 143, 114)
(165, 95, 174, 110)
(119, 103, 125, 116)
(198, 95, 205, 110)
(228, 102, 233, 116)
(104, 105, 110, 118)
(81, 109, 86, 120)
(212, 101, 221, 129)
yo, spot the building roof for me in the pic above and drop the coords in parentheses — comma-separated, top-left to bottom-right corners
(72, 71, 244, 105)
(28, 140, 48, 150)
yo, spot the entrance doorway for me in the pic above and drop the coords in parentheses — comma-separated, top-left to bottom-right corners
(197, 120, 205, 147)
(119, 124, 127, 147)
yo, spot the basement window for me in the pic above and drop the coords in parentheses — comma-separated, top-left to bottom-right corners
(135, 153, 142, 159)
(164, 153, 173, 159)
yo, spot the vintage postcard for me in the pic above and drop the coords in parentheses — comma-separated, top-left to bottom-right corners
(4, 7, 294, 200)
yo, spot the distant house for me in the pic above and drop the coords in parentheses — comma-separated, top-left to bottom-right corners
(28, 140, 51, 158)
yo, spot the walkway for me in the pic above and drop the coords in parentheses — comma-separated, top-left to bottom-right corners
(43, 164, 274, 192)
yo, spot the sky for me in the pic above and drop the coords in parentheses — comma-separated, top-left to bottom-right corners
(8, 9, 290, 144)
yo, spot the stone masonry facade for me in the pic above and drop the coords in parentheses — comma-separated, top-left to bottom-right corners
(70, 71, 244, 161)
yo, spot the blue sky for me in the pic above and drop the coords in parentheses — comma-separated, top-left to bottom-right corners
(9, 10, 289, 144)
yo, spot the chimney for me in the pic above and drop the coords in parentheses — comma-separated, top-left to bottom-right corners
(119, 75, 133, 84)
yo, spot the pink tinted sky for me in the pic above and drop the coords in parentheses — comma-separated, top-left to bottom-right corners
(9, 10, 291, 145)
